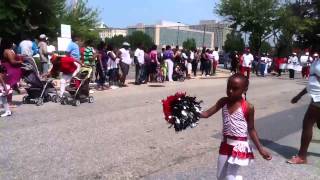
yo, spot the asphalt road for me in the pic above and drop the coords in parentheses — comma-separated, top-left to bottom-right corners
(1, 73, 320, 180)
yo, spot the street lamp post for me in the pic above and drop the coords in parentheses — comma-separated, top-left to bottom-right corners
(202, 24, 206, 47)
(176, 22, 181, 47)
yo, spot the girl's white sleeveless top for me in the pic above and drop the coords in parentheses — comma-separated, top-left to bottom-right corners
(222, 105, 248, 138)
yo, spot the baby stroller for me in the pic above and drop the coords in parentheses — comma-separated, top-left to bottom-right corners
(155, 64, 165, 83)
(172, 63, 185, 82)
(60, 66, 94, 106)
(21, 62, 59, 106)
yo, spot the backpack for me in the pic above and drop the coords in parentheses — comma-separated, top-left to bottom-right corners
(84, 47, 94, 65)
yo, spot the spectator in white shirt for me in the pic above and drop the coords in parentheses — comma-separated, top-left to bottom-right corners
(119, 42, 132, 86)
(107, 44, 120, 89)
(134, 43, 145, 85)
(287, 52, 299, 79)
(300, 51, 313, 79)
(212, 47, 219, 75)
(241, 48, 254, 78)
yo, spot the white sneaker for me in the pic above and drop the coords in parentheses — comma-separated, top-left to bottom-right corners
(1, 111, 12, 117)
(89, 90, 95, 94)
(110, 85, 119, 89)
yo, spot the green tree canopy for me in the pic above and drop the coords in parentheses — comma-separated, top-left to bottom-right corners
(223, 31, 245, 53)
(127, 31, 153, 50)
(259, 41, 272, 54)
(0, 0, 65, 42)
(60, 0, 100, 42)
(105, 35, 127, 49)
(182, 38, 196, 50)
(0, 0, 100, 43)
(289, 0, 320, 51)
(217, 0, 280, 53)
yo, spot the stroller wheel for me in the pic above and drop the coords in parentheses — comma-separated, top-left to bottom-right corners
(61, 97, 68, 105)
(56, 96, 61, 103)
(36, 98, 44, 106)
(22, 96, 29, 104)
(46, 95, 51, 102)
(51, 95, 59, 103)
(72, 99, 81, 106)
(88, 96, 94, 103)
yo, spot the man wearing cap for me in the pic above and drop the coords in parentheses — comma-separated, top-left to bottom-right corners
(38, 34, 51, 75)
(300, 51, 313, 79)
(119, 42, 132, 86)
(241, 48, 254, 78)
(287, 52, 299, 79)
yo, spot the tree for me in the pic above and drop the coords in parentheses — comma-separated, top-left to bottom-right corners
(259, 41, 272, 54)
(0, 0, 100, 43)
(127, 31, 153, 50)
(60, 0, 100, 42)
(223, 31, 245, 53)
(105, 35, 127, 49)
(0, 0, 65, 42)
(217, 0, 280, 53)
(288, 0, 320, 51)
(182, 38, 196, 50)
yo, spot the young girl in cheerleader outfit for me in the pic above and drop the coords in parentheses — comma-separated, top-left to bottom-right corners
(200, 73, 272, 180)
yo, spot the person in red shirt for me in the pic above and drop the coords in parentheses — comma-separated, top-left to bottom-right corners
(49, 55, 81, 97)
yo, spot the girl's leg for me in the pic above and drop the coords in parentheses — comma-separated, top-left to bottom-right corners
(225, 164, 242, 180)
(298, 104, 319, 159)
(217, 155, 228, 180)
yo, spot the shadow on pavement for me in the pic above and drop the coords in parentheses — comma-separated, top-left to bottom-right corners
(256, 104, 320, 158)
(148, 84, 166, 88)
(260, 139, 298, 159)
(261, 139, 320, 159)
(255, 105, 307, 142)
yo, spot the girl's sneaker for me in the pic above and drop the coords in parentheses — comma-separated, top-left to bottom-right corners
(1, 111, 12, 117)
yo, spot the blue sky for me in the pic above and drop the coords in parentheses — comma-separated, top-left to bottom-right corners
(87, 0, 221, 28)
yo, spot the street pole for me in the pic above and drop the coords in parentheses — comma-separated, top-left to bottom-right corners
(176, 22, 181, 47)
(177, 26, 180, 47)
(202, 24, 206, 47)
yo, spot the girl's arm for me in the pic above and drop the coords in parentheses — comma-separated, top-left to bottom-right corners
(247, 104, 272, 160)
(200, 97, 227, 118)
(291, 88, 307, 104)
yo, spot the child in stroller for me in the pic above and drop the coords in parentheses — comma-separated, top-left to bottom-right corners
(155, 64, 165, 83)
(60, 66, 94, 106)
(172, 62, 186, 82)
(21, 60, 58, 106)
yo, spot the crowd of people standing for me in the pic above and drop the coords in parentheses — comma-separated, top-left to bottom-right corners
(1, 33, 319, 119)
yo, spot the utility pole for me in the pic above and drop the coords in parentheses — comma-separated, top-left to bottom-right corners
(202, 24, 206, 47)
(176, 22, 181, 47)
